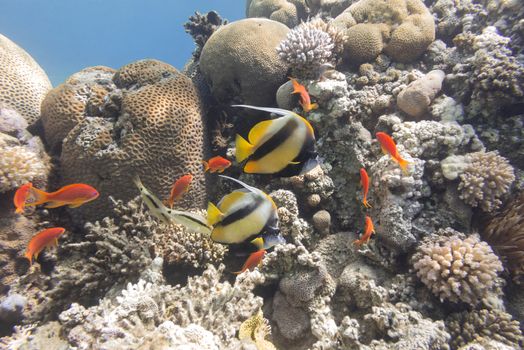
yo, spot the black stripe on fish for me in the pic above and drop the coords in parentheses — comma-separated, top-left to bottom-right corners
(250, 118, 298, 161)
(144, 193, 161, 209)
(218, 195, 265, 227)
(273, 136, 317, 177)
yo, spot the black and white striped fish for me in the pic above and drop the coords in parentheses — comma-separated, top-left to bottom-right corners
(233, 105, 320, 176)
(132, 176, 211, 235)
(207, 175, 279, 244)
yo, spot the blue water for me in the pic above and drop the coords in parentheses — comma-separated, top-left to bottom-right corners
(0, 0, 244, 86)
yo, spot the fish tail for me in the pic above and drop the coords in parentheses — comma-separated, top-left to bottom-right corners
(235, 134, 254, 162)
(132, 175, 143, 190)
(26, 186, 49, 206)
(202, 160, 209, 172)
(24, 251, 33, 265)
(398, 157, 410, 175)
(363, 199, 372, 208)
(310, 103, 319, 111)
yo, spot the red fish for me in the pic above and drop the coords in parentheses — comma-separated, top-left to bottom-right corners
(375, 132, 410, 174)
(290, 78, 318, 113)
(353, 216, 375, 246)
(166, 174, 193, 208)
(203, 156, 231, 173)
(24, 227, 66, 265)
(13, 182, 33, 214)
(360, 168, 372, 208)
(25, 184, 99, 209)
(234, 249, 267, 274)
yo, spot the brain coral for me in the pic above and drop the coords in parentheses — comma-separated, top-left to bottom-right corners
(200, 18, 289, 106)
(51, 59, 207, 221)
(334, 0, 435, 63)
(412, 229, 503, 305)
(246, 0, 308, 28)
(457, 151, 515, 212)
(0, 34, 52, 125)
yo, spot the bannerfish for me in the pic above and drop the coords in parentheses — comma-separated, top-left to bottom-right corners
(233, 105, 320, 176)
(133, 176, 211, 235)
(207, 175, 279, 244)
(25, 184, 99, 209)
(375, 132, 411, 175)
(290, 78, 318, 113)
(234, 249, 267, 274)
(166, 174, 193, 208)
(360, 168, 372, 208)
(353, 215, 375, 246)
(203, 156, 231, 173)
(14, 182, 33, 214)
(250, 232, 286, 250)
(25, 227, 66, 265)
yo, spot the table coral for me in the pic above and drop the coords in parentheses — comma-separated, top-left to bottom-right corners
(412, 229, 504, 305)
(200, 18, 289, 106)
(0, 34, 52, 125)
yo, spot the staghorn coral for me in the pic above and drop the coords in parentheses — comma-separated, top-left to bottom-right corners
(412, 229, 504, 305)
(184, 11, 227, 59)
(457, 151, 515, 212)
(396, 70, 445, 119)
(55, 60, 207, 221)
(246, 0, 308, 28)
(446, 309, 523, 349)
(200, 18, 289, 106)
(0, 34, 52, 125)
(481, 192, 524, 284)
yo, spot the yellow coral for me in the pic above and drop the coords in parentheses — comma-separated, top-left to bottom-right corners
(239, 309, 277, 350)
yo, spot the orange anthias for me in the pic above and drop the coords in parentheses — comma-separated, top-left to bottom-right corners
(375, 132, 410, 174)
(13, 182, 33, 214)
(290, 77, 318, 113)
(25, 184, 99, 209)
(234, 249, 267, 274)
(166, 174, 193, 208)
(203, 156, 231, 173)
(353, 216, 375, 246)
(360, 168, 372, 208)
(25, 227, 66, 265)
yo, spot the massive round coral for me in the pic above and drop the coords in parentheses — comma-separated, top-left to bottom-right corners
(0, 34, 52, 125)
(246, 0, 308, 27)
(200, 18, 289, 106)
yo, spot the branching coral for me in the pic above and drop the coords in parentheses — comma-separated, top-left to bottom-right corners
(184, 11, 227, 59)
(446, 309, 523, 349)
(457, 151, 515, 212)
(412, 228, 503, 305)
(481, 192, 524, 284)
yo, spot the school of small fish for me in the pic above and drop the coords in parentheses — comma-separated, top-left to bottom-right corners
(14, 79, 412, 275)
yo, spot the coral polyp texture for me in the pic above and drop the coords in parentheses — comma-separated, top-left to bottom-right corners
(46, 59, 207, 221)
(0, 34, 52, 125)
(412, 229, 503, 305)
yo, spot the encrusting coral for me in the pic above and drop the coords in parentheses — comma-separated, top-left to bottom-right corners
(412, 229, 504, 305)
(0, 34, 52, 125)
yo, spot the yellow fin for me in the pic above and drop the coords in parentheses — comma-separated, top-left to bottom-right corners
(248, 119, 274, 145)
(236, 134, 254, 163)
(207, 202, 223, 226)
(251, 237, 265, 250)
(289, 161, 300, 165)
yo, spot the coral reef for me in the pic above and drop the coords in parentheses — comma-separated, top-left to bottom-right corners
(412, 229, 504, 305)
(396, 70, 445, 119)
(0, 34, 52, 125)
(50, 60, 207, 221)
(200, 18, 289, 106)
(184, 11, 227, 59)
(246, 0, 308, 27)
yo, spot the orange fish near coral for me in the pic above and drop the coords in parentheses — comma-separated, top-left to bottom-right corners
(360, 168, 372, 208)
(25, 184, 99, 209)
(234, 249, 267, 274)
(203, 156, 231, 173)
(166, 174, 193, 208)
(25, 227, 66, 265)
(290, 78, 318, 113)
(375, 132, 410, 175)
(353, 216, 375, 246)
(13, 182, 33, 214)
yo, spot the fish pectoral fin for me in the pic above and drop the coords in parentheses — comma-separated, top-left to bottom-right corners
(235, 134, 254, 163)
(380, 144, 388, 155)
(206, 202, 223, 226)
(289, 161, 301, 165)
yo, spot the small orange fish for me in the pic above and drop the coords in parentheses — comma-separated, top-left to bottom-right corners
(290, 78, 318, 113)
(353, 216, 375, 246)
(203, 156, 231, 173)
(166, 174, 193, 208)
(360, 168, 372, 208)
(25, 227, 66, 265)
(375, 132, 410, 174)
(13, 182, 33, 214)
(234, 249, 267, 274)
(25, 184, 99, 209)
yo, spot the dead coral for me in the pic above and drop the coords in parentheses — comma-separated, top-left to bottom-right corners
(412, 228, 504, 305)
(184, 11, 227, 59)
